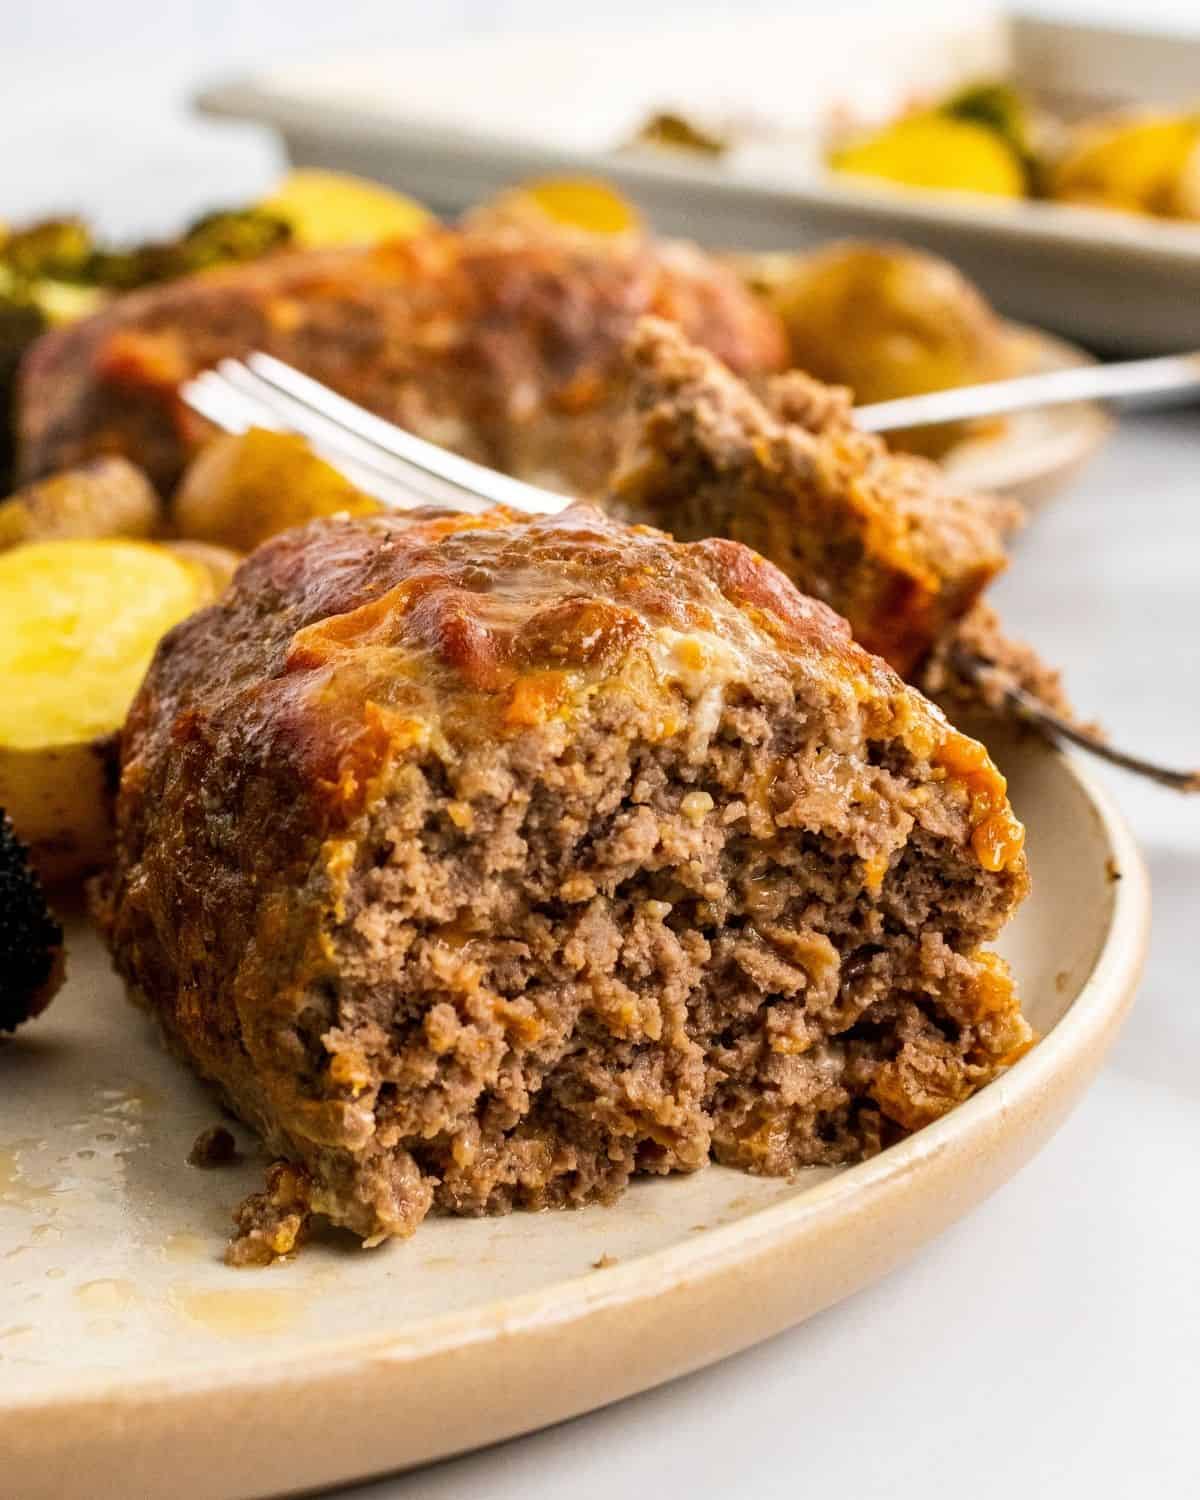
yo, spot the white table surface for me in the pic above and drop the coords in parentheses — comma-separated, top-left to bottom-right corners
(3, 5, 1197, 1496)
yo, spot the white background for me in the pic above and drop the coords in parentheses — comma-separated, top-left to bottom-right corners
(3, 3, 1198, 1497)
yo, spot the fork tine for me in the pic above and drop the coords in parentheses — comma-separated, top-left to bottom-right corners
(184, 370, 271, 435)
(213, 360, 483, 513)
(183, 367, 441, 511)
(245, 351, 570, 516)
(953, 649, 1200, 793)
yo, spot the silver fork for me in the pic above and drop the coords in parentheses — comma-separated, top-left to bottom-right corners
(180, 353, 1199, 793)
(184, 353, 573, 517)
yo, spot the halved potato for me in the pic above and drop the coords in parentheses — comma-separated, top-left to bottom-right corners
(30, 279, 109, 326)
(173, 428, 383, 553)
(258, 169, 434, 248)
(831, 114, 1026, 198)
(1174, 138, 1200, 220)
(468, 176, 643, 238)
(0, 539, 219, 882)
(1049, 111, 1200, 217)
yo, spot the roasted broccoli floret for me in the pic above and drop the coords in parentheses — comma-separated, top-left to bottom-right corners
(86, 208, 293, 289)
(0, 811, 65, 1032)
(0, 217, 94, 283)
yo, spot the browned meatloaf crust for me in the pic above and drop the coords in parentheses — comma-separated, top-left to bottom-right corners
(96, 505, 1031, 1252)
(610, 318, 1013, 678)
(16, 227, 787, 499)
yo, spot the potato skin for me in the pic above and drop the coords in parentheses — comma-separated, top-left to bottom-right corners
(164, 539, 243, 598)
(0, 456, 162, 549)
(742, 241, 1017, 458)
(0, 738, 113, 884)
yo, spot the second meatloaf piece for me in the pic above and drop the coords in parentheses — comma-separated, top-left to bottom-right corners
(16, 228, 786, 499)
(610, 318, 1012, 677)
(97, 506, 1031, 1254)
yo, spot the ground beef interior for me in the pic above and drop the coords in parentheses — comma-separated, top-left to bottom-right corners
(306, 690, 1027, 1240)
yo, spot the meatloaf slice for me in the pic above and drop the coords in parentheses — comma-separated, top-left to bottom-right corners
(609, 318, 1012, 677)
(96, 506, 1031, 1255)
(16, 228, 787, 499)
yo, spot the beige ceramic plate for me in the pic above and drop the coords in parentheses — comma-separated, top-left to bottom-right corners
(941, 327, 1112, 513)
(0, 726, 1148, 1500)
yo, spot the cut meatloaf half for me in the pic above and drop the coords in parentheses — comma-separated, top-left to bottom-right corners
(16, 227, 787, 499)
(609, 317, 1013, 678)
(96, 505, 1031, 1253)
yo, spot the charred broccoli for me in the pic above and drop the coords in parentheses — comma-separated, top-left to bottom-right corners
(0, 811, 65, 1032)
(0, 206, 295, 489)
(85, 207, 292, 290)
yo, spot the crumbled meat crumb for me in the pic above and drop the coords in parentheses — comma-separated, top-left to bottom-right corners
(918, 602, 1087, 728)
(226, 1161, 313, 1268)
(187, 1124, 240, 1168)
(592, 1252, 618, 1269)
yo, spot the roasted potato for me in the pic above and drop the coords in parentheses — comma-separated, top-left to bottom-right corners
(830, 113, 1026, 198)
(172, 428, 383, 553)
(942, 83, 1038, 174)
(0, 457, 163, 550)
(0, 538, 222, 882)
(746, 241, 1018, 457)
(1174, 138, 1200, 220)
(258, 169, 434, 248)
(467, 176, 643, 238)
(1049, 111, 1200, 218)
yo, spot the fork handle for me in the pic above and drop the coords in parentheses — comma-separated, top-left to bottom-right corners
(854, 351, 1200, 433)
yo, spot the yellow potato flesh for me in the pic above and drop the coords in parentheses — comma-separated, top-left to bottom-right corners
(259, 169, 434, 248)
(0, 540, 205, 750)
(1174, 139, 1200, 220)
(0, 539, 214, 881)
(832, 115, 1026, 198)
(173, 428, 383, 553)
(0, 742, 111, 886)
(471, 177, 643, 237)
(509, 177, 641, 234)
(1051, 113, 1200, 217)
